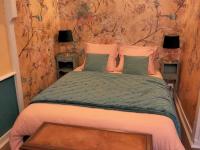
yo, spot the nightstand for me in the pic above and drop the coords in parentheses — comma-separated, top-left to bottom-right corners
(160, 59, 180, 95)
(56, 52, 78, 78)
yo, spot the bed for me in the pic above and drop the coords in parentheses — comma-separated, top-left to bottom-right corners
(9, 68, 184, 150)
(10, 43, 184, 150)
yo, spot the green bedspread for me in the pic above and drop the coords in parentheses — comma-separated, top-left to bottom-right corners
(32, 71, 180, 135)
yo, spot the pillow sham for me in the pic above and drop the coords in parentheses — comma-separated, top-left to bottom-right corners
(123, 56, 148, 75)
(116, 45, 157, 74)
(84, 54, 109, 72)
(84, 43, 118, 72)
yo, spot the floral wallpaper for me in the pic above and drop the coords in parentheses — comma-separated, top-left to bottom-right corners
(58, 0, 185, 49)
(15, 0, 187, 106)
(13, 0, 200, 130)
(14, 0, 60, 106)
(178, 0, 200, 128)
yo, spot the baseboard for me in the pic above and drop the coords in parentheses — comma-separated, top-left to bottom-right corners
(0, 130, 10, 149)
(175, 94, 200, 149)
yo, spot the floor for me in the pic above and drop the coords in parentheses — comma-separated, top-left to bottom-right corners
(181, 131, 200, 150)
(1, 143, 10, 150)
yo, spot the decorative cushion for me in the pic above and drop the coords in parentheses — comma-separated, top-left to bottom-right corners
(84, 54, 109, 72)
(123, 56, 148, 75)
(84, 43, 118, 72)
(116, 45, 158, 75)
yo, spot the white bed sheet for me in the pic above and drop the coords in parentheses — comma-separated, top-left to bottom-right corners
(10, 104, 184, 150)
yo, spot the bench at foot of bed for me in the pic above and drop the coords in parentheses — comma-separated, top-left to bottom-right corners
(20, 122, 153, 150)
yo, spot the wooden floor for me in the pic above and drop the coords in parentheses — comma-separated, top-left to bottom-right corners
(0, 143, 10, 150)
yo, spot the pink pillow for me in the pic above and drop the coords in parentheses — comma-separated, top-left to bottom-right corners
(116, 45, 158, 75)
(84, 43, 118, 72)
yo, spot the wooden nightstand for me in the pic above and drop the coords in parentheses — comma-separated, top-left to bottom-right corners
(160, 59, 180, 95)
(20, 122, 153, 150)
(56, 52, 78, 78)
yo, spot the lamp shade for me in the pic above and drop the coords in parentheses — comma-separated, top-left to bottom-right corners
(163, 35, 180, 49)
(58, 30, 73, 43)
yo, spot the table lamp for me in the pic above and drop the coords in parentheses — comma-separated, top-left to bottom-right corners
(163, 35, 180, 49)
(162, 35, 180, 61)
(58, 30, 76, 54)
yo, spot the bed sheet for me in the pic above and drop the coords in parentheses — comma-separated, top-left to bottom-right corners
(10, 104, 184, 150)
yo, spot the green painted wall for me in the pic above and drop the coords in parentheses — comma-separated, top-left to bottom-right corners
(0, 76, 19, 136)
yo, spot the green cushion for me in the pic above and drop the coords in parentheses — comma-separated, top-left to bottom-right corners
(123, 56, 148, 75)
(84, 54, 109, 72)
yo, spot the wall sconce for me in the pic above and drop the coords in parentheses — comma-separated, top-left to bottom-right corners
(32, 15, 43, 21)
(161, 13, 177, 20)
(31, 2, 44, 22)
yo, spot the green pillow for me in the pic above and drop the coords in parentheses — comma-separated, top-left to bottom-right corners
(84, 54, 109, 72)
(123, 56, 148, 75)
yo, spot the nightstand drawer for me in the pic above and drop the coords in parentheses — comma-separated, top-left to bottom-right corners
(58, 56, 73, 62)
(163, 64, 178, 74)
(163, 74, 177, 80)
(58, 68, 73, 73)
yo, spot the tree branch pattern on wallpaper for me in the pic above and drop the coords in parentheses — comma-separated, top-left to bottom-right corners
(58, 0, 185, 47)
(15, 0, 60, 106)
(178, 0, 200, 127)
(18, 0, 48, 57)
(15, 0, 186, 106)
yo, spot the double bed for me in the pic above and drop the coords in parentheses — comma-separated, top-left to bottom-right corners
(9, 67, 184, 150)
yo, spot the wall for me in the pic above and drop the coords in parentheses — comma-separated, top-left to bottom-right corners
(0, 0, 12, 76)
(0, 77, 19, 137)
(11, 0, 200, 131)
(178, 0, 200, 128)
(14, 0, 60, 106)
(58, 0, 200, 129)
(14, 0, 186, 106)
(58, 0, 185, 50)
(0, 0, 19, 143)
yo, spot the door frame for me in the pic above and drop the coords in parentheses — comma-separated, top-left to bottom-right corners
(4, 0, 24, 111)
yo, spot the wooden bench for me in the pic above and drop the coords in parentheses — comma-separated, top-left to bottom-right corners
(20, 122, 153, 150)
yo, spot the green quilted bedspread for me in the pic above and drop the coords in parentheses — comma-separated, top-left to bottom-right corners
(32, 71, 180, 135)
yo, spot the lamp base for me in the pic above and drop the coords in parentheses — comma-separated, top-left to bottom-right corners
(161, 48, 181, 62)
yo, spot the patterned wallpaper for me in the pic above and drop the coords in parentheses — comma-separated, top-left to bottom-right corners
(58, 0, 185, 48)
(13, 0, 200, 130)
(14, 0, 186, 106)
(178, 0, 200, 128)
(14, 0, 60, 106)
